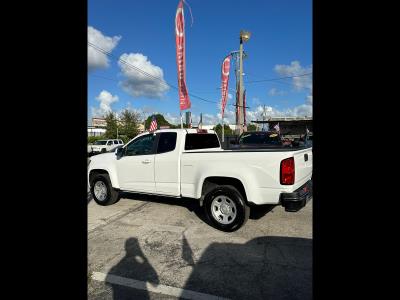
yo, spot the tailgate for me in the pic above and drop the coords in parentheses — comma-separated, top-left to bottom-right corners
(293, 148, 313, 185)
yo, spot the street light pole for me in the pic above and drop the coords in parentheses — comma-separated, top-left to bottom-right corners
(238, 38, 244, 135)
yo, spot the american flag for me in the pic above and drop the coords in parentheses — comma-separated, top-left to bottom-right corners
(149, 115, 158, 132)
(274, 122, 280, 132)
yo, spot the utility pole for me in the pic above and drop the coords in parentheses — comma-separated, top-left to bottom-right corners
(237, 30, 251, 135)
(231, 51, 240, 135)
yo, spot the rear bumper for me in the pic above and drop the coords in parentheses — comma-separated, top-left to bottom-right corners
(280, 180, 312, 212)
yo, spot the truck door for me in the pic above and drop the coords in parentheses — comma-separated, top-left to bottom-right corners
(106, 140, 113, 151)
(116, 133, 156, 193)
(154, 132, 180, 196)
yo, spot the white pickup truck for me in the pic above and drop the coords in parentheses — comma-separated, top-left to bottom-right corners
(88, 129, 312, 231)
(88, 139, 124, 155)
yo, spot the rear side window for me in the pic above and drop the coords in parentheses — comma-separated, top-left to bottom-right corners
(185, 134, 220, 150)
(119, 140, 123, 144)
(113, 140, 119, 144)
(157, 132, 177, 154)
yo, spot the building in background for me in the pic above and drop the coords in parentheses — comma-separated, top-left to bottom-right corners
(92, 117, 107, 128)
(87, 126, 106, 137)
(88, 117, 107, 137)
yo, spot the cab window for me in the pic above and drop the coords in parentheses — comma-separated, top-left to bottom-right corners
(125, 134, 156, 156)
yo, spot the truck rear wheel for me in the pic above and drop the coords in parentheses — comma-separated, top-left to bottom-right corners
(90, 173, 120, 206)
(203, 185, 250, 232)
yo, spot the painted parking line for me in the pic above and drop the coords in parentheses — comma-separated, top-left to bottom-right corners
(92, 271, 230, 300)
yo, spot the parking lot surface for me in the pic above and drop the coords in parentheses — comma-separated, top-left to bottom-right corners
(88, 193, 312, 300)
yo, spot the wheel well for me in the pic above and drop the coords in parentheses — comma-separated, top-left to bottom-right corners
(89, 169, 109, 185)
(201, 177, 247, 201)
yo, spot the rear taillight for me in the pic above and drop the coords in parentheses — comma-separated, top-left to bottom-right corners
(280, 157, 295, 185)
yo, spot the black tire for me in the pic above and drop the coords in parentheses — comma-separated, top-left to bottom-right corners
(101, 148, 106, 153)
(203, 185, 250, 232)
(90, 173, 120, 206)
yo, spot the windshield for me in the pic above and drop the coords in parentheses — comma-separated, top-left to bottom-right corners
(93, 140, 107, 145)
(239, 132, 282, 145)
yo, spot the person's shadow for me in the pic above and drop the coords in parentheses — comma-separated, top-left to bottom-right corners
(181, 236, 312, 300)
(105, 238, 159, 300)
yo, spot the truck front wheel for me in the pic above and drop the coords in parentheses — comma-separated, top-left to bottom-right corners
(203, 185, 250, 232)
(90, 173, 120, 206)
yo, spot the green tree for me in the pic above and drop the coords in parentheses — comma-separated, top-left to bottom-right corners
(119, 109, 141, 140)
(247, 123, 258, 131)
(105, 112, 118, 139)
(144, 113, 174, 129)
(213, 124, 234, 137)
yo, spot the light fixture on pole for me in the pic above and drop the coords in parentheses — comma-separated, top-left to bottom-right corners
(240, 30, 251, 42)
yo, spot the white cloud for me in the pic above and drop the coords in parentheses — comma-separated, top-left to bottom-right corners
(268, 88, 286, 96)
(118, 53, 169, 99)
(252, 97, 261, 105)
(164, 112, 180, 125)
(88, 26, 121, 71)
(245, 102, 312, 121)
(203, 113, 221, 125)
(91, 90, 119, 117)
(228, 93, 233, 100)
(274, 61, 312, 91)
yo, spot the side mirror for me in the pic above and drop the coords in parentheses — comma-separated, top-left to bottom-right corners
(115, 147, 124, 157)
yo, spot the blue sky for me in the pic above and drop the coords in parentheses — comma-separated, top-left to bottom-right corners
(88, 0, 312, 125)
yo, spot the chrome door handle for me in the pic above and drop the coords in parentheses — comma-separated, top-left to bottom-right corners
(142, 159, 151, 164)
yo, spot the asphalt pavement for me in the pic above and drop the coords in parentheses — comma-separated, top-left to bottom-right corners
(88, 192, 312, 300)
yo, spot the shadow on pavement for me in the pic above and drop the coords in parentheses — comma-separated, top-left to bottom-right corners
(106, 237, 159, 300)
(120, 192, 212, 226)
(119, 192, 277, 227)
(249, 204, 277, 220)
(105, 235, 311, 300)
(181, 235, 312, 300)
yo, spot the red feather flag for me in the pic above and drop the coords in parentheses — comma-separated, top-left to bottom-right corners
(220, 55, 231, 118)
(175, 1, 191, 110)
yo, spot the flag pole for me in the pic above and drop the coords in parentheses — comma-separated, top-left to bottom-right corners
(222, 115, 224, 142)
(180, 111, 183, 129)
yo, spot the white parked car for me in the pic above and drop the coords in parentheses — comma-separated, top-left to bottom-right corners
(88, 129, 312, 231)
(88, 139, 124, 154)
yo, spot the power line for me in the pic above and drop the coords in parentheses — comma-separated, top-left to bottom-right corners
(88, 42, 250, 109)
(245, 72, 312, 84)
(244, 72, 312, 91)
